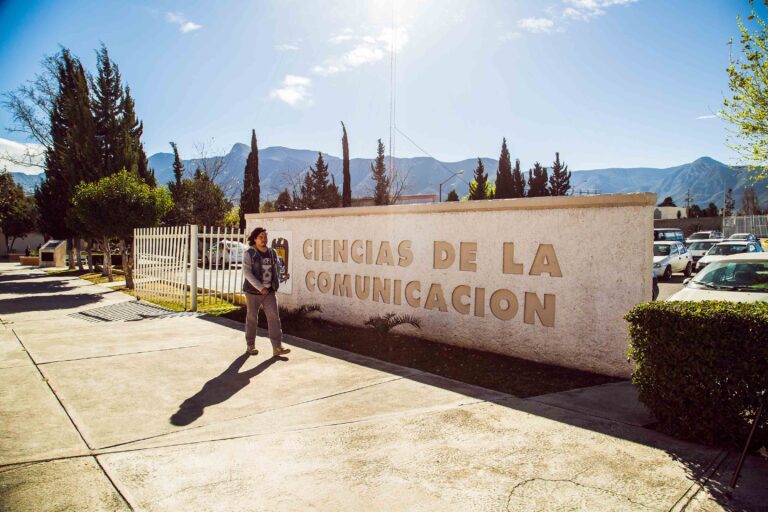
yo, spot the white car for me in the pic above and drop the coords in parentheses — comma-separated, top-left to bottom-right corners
(200, 240, 247, 267)
(686, 239, 722, 270)
(653, 241, 693, 280)
(727, 233, 757, 242)
(695, 241, 763, 272)
(666, 252, 768, 303)
(686, 230, 723, 243)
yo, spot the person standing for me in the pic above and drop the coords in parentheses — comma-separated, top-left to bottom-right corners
(243, 227, 291, 357)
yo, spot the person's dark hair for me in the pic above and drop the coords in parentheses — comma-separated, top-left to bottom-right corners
(248, 227, 266, 246)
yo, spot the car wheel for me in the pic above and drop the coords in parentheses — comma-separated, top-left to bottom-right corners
(663, 265, 672, 281)
(683, 261, 692, 277)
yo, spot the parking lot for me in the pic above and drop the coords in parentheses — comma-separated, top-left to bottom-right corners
(657, 274, 685, 301)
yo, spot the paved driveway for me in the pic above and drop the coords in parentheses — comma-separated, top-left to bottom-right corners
(1, 263, 766, 511)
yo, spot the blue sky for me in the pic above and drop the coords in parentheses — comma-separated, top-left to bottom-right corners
(0, 0, 764, 171)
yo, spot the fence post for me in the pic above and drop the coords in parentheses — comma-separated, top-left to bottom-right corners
(190, 224, 198, 312)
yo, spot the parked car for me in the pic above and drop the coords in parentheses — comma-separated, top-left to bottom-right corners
(695, 240, 763, 272)
(686, 230, 723, 243)
(199, 240, 247, 267)
(727, 232, 757, 242)
(653, 228, 685, 243)
(653, 241, 693, 280)
(686, 239, 723, 269)
(666, 252, 768, 303)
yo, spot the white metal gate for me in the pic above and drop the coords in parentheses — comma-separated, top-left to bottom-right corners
(722, 215, 768, 238)
(134, 225, 248, 311)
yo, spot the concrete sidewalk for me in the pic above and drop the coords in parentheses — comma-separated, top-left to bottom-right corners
(1, 263, 766, 511)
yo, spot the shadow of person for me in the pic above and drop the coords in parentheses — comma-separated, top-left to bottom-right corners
(170, 353, 283, 426)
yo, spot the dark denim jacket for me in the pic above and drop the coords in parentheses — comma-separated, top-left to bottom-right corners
(242, 247, 282, 294)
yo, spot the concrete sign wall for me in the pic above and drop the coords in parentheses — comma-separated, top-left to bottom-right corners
(246, 193, 655, 377)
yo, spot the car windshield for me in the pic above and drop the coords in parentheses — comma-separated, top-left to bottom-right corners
(689, 260, 768, 291)
(707, 244, 748, 256)
(653, 244, 671, 256)
(689, 233, 709, 240)
(689, 241, 717, 251)
(729, 234, 750, 240)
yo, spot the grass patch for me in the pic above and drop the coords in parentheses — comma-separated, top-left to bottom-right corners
(46, 268, 125, 284)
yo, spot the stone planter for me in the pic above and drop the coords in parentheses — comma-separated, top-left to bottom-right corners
(19, 256, 40, 266)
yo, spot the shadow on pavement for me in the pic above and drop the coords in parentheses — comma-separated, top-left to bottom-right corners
(198, 315, 767, 511)
(0, 279, 77, 295)
(0, 293, 106, 315)
(170, 354, 285, 426)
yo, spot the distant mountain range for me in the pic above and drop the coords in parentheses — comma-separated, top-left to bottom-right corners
(10, 147, 768, 210)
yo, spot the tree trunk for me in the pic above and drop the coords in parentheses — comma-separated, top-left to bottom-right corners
(85, 240, 94, 272)
(102, 236, 113, 282)
(67, 238, 76, 270)
(75, 238, 84, 271)
(120, 239, 134, 289)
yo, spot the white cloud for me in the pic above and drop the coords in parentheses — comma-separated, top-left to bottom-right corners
(696, 115, 718, 120)
(562, 0, 638, 20)
(166, 12, 202, 33)
(0, 138, 45, 175)
(518, 18, 555, 33)
(312, 27, 409, 76)
(269, 75, 312, 106)
(276, 43, 300, 51)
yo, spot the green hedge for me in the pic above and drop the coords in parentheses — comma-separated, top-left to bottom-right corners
(626, 301, 768, 448)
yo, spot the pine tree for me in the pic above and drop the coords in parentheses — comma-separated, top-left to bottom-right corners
(468, 158, 489, 200)
(239, 130, 260, 228)
(303, 152, 339, 209)
(547, 152, 571, 196)
(37, 49, 98, 240)
(724, 188, 735, 217)
(92, 44, 123, 178)
(299, 170, 314, 209)
(276, 188, 293, 211)
(510, 158, 525, 198)
(526, 162, 549, 197)
(341, 121, 351, 207)
(446, 190, 460, 202)
(120, 87, 154, 185)
(371, 139, 389, 205)
(494, 138, 513, 199)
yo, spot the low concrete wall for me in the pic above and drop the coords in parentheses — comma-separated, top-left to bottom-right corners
(246, 193, 655, 377)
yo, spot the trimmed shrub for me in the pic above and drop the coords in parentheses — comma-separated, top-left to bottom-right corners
(626, 301, 768, 448)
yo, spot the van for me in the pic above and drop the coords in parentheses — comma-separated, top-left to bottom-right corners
(653, 228, 685, 243)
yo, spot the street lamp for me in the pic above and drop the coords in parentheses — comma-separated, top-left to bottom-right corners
(439, 170, 464, 202)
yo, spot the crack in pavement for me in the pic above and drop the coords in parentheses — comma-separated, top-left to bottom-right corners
(98, 372, 424, 451)
(34, 344, 201, 365)
(506, 469, 655, 511)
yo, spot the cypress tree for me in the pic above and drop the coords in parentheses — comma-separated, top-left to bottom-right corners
(165, 142, 191, 225)
(526, 162, 549, 197)
(495, 138, 513, 199)
(510, 158, 525, 198)
(239, 130, 260, 229)
(341, 121, 351, 207)
(371, 139, 389, 205)
(724, 188, 735, 217)
(170, 142, 184, 187)
(120, 87, 154, 186)
(547, 152, 571, 196)
(468, 158, 489, 200)
(446, 190, 460, 202)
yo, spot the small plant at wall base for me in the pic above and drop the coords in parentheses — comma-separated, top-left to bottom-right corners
(625, 301, 768, 448)
(279, 304, 322, 322)
(365, 313, 421, 335)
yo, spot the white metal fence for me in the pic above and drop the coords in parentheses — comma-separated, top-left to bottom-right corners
(134, 225, 248, 311)
(722, 215, 768, 238)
